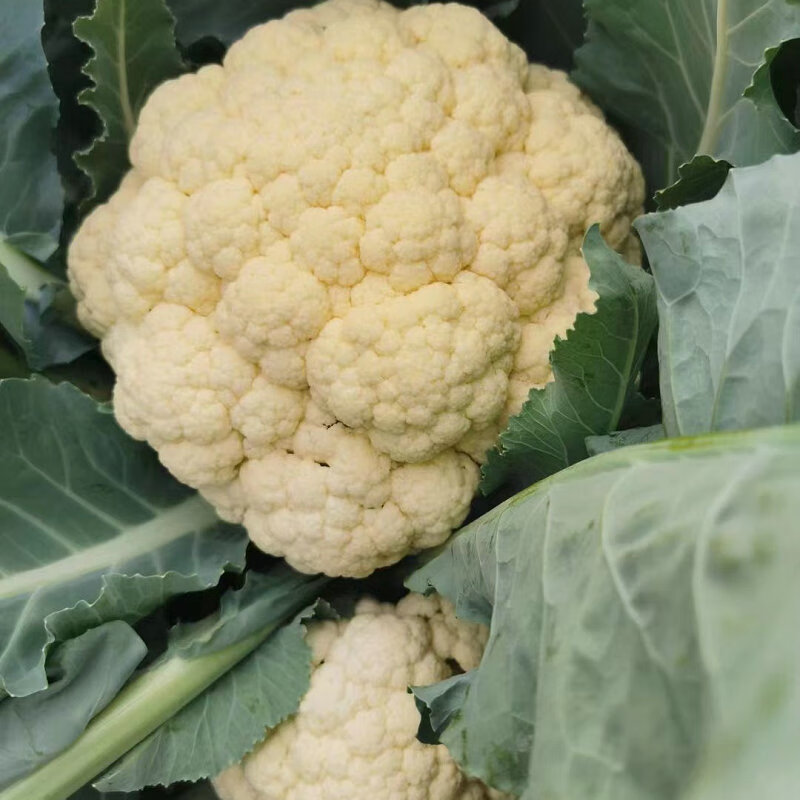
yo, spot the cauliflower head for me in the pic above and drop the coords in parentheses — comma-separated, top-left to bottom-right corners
(67, 0, 644, 577)
(213, 593, 505, 800)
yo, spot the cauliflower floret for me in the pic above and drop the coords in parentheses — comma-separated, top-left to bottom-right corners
(67, 0, 643, 578)
(232, 377, 306, 458)
(306, 272, 519, 463)
(66, 172, 144, 336)
(465, 173, 568, 315)
(291, 206, 365, 286)
(107, 306, 255, 487)
(359, 187, 477, 292)
(216, 253, 331, 363)
(213, 594, 505, 800)
(106, 178, 189, 320)
(512, 63, 643, 258)
(129, 65, 225, 178)
(162, 111, 258, 194)
(184, 177, 269, 281)
(506, 254, 597, 416)
(230, 402, 477, 577)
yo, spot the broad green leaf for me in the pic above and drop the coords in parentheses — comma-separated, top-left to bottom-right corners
(409, 424, 800, 800)
(573, 0, 800, 194)
(412, 671, 474, 745)
(0, 622, 145, 790)
(42, 0, 103, 250)
(0, 378, 248, 697)
(0, 255, 36, 363)
(0, 0, 64, 260)
(94, 621, 308, 789)
(584, 423, 665, 455)
(74, 0, 184, 205)
(1, 566, 328, 800)
(481, 226, 657, 494)
(0, 240, 95, 371)
(635, 153, 800, 437)
(654, 155, 731, 210)
(95, 580, 329, 790)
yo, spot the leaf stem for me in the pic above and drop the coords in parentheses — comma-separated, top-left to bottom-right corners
(0, 239, 58, 299)
(0, 495, 216, 600)
(698, 0, 729, 154)
(0, 624, 277, 800)
(116, 0, 136, 137)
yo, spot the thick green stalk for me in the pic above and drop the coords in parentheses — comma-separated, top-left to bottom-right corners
(0, 238, 58, 299)
(0, 625, 276, 800)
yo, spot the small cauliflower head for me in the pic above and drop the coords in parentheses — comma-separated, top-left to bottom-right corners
(67, 0, 644, 578)
(213, 594, 506, 800)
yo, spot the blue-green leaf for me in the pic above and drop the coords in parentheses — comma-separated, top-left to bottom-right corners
(74, 0, 184, 205)
(481, 226, 657, 494)
(0, 622, 146, 790)
(0, 241, 95, 371)
(409, 424, 800, 799)
(574, 0, 800, 194)
(2, 566, 328, 800)
(584, 423, 665, 455)
(636, 153, 800, 437)
(0, 378, 248, 697)
(0, 0, 64, 259)
(95, 580, 330, 790)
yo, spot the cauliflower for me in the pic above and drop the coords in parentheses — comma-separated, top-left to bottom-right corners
(67, 0, 644, 577)
(213, 594, 505, 800)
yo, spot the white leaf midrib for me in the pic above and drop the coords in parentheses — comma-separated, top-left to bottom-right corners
(0, 495, 217, 599)
(116, 0, 136, 137)
(698, 0, 731, 154)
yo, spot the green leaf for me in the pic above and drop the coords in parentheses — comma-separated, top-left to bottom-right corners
(412, 671, 474, 745)
(480, 226, 657, 494)
(0, 240, 95, 371)
(73, 0, 184, 205)
(0, 378, 248, 697)
(654, 155, 731, 210)
(408, 424, 800, 799)
(0, 566, 328, 800)
(0, 0, 64, 260)
(635, 153, 800, 437)
(0, 251, 39, 360)
(42, 0, 103, 251)
(95, 583, 327, 790)
(584, 423, 665, 455)
(573, 0, 800, 194)
(0, 622, 146, 790)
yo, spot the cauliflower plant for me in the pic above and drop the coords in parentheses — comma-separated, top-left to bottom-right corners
(67, 0, 644, 577)
(213, 594, 505, 800)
